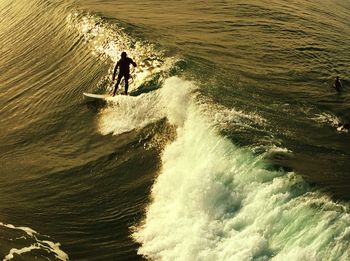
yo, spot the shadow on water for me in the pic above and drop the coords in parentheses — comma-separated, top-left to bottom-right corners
(85, 99, 108, 112)
(129, 76, 162, 96)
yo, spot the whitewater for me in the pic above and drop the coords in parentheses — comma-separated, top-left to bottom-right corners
(95, 76, 349, 260)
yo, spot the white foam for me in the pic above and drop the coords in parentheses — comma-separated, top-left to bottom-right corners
(312, 113, 350, 133)
(0, 222, 37, 237)
(97, 77, 194, 136)
(200, 100, 267, 132)
(1, 222, 69, 260)
(158, 77, 195, 126)
(4, 245, 41, 261)
(131, 78, 350, 260)
(264, 144, 292, 156)
(41, 241, 69, 261)
(312, 112, 340, 127)
(98, 93, 163, 135)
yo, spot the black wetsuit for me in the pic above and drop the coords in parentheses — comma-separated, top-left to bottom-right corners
(113, 57, 137, 95)
(335, 79, 342, 92)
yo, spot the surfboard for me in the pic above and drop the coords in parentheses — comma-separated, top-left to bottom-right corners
(83, 92, 111, 99)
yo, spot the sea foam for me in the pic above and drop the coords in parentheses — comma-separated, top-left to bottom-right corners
(129, 78, 350, 261)
(0, 222, 68, 261)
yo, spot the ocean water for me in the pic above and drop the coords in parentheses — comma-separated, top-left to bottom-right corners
(1, 0, 350, 260)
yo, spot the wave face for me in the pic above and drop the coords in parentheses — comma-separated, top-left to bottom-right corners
(1, 0, 350, 260)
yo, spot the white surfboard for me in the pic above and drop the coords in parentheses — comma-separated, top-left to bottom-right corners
(83, 92, 111, 99)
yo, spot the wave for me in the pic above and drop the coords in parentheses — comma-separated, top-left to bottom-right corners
(2, 1, 350, 259)
(55, 5, 350, 260)
(66, 12, 176, 95)
(124, 78, 350, 260)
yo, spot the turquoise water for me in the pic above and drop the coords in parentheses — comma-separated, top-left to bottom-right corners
(0, 0, 350, 260)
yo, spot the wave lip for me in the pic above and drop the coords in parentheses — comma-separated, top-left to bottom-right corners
(67, 11, 175, 94)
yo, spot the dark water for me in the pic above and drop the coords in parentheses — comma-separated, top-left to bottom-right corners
(1, 0, 350, 260)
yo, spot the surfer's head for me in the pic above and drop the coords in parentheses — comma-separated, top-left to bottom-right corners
(336, 76, 340, 80)
(121, 52, 127, 59)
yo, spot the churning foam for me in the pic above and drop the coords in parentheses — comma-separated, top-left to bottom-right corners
(129, 78, 350, 260)
(311, 112, 341, 128)
(311, 113, 350, 133)
(97, 77, 194, 136)
(97, 94, 163, 135)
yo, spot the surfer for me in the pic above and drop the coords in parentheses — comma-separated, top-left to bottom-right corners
(334, 76, 343, 92)
(112, 52, 137, 96)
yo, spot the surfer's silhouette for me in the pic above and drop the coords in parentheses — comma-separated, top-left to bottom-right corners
(334, 76, 343, 92)
(112, 52, 137, 96)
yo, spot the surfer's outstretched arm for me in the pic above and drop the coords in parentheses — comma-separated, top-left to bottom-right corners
(131, 59, 137, 67)
(112, 62, 120, 81)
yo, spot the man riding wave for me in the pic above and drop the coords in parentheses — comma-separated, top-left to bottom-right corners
(112, 52, 137, 96)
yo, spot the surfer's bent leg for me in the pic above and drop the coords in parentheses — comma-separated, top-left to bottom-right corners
(113, 75, 122, 96)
